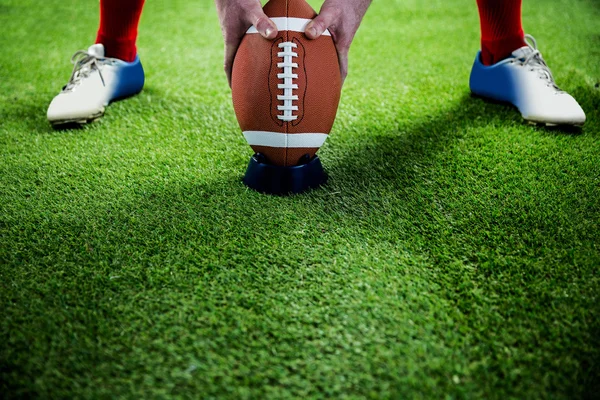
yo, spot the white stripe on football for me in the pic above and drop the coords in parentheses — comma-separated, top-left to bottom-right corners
(243, 131, 328, 148)
(246, 17, 331, 36)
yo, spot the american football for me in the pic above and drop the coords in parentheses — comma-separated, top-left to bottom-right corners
(231, 0, 342, 167)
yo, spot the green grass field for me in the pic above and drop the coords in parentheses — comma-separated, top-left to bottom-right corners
(1, 0, 599, 398)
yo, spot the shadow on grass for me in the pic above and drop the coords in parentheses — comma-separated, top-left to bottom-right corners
(327, 83, 598, 199)
(327, 93, 515, 192)
(570, 80, 600, 122)
(0, 100, 56, 134)
(2, 84, 599, 397)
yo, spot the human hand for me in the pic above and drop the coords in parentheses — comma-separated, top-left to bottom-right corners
(215, 0, 278, 87)
(305, 0, 372, 83)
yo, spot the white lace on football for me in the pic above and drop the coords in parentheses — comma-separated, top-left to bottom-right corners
(276, 41, 299, 122)
(64, 50, 107, 91)
(517, 34, 562, 92)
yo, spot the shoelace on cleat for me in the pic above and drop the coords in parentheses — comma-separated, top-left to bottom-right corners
(64, 50, 108, 91)
(515, 34, 563, 92)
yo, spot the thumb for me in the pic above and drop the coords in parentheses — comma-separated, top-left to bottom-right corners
(246, 5, 278, 39)
(305, 7, 338, 40)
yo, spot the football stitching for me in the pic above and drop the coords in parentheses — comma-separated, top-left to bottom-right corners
(275, 41, 299, 124)
(269, 37, 284, 127)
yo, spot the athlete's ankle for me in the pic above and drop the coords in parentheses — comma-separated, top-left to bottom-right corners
(480, 35, 527, 65)
(94, 36, 137, 62)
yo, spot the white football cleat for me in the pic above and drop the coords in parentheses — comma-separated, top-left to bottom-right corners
(47, 44, 144, 126)
(469, 34, 586, 127)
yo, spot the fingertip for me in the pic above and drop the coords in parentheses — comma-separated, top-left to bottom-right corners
(264, 25, 278, 39)
(257, 18, 278, 39)
(305, 22, 320, 40)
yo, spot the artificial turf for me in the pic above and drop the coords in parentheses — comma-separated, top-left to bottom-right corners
(1, 0, 599, 398)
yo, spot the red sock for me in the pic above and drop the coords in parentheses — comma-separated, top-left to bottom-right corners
(476, 0, 526, 65)
(95, 0, 145, 62)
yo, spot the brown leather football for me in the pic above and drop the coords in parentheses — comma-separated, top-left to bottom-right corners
(231, 0, 342, 167)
